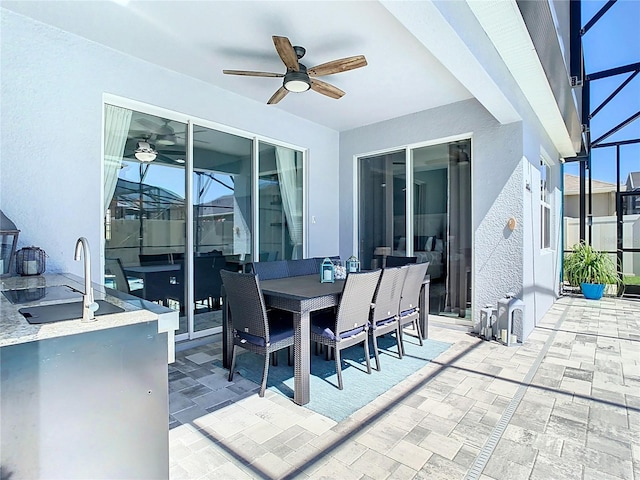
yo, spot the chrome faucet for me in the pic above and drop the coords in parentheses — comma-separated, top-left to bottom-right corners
(74, 237, 98, 322)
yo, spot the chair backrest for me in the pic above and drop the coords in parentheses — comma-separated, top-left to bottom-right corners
(250, 260, 289, 280)
(194, 255, 228, 302)
(371, 266, 407, 323)
(286, 258, 318, 277)
(385, 255, 417, 268)
(399, 262, 430, 312)
(335, 269, 382, 335)
(104, 257, 130, 294)
(220, 270, 269, 340)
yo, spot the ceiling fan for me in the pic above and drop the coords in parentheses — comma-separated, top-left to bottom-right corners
(223, 35, 367, 104)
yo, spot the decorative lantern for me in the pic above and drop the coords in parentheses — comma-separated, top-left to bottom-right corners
(15, 246, 47, 276)
(320, 257, 335, 283)
(479, 304, 497, 340)
(497, 293, 525, 346)
(346, 256, 360, 274)
(0, 210, 20, 277)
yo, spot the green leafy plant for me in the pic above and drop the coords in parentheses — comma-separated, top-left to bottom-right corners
(564, 242, 620, 287)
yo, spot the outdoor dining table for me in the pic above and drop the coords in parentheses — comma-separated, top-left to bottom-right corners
(223, 274, 345, 406)
(123, 263, 182, 305)
(222, 271, 430, 406)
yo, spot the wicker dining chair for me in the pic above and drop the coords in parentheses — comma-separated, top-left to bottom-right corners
(221, 270, 295, 397)
(310, 269, 381, 390)
(397, 262, 430, 355)
(286, 258, 318, 276)
(369, 265, 408, 371)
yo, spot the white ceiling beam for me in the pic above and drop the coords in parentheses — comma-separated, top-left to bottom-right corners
(380, 0, 521, 125)
(467, 0, 577, 157)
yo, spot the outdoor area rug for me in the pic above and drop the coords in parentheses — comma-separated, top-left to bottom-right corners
(225, 334, 451, 422)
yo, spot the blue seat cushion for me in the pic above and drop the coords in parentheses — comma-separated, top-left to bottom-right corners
(400, 308, 417, 317)
(372, 316, 396, 329)
(235, 313, 293, 347)
(311, 312, 365, 341)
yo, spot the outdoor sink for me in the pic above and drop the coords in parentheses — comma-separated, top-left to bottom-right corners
(2, 285, 83, 305)
(18, 300, 125, 324)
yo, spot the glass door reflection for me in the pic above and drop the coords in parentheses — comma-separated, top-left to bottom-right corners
(258, 143, 304, 261)
(192, 126, 253, 335)
(358, 150, 406, 271)
(104, 107, 187, 323)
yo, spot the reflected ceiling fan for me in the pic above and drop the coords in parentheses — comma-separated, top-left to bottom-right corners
(223, 35, 367, 104)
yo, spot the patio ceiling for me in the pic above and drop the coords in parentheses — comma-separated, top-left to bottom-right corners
(2, 0, 573, 147)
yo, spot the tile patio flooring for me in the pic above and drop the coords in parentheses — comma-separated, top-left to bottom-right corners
(168, 294, 640, 479)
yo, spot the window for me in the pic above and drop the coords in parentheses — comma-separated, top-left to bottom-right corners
(540, 158, 551, 249)
(103, 101, 305, 342)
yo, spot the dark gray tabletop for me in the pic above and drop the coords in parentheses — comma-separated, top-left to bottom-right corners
(124, 264, 181, 274)
(260, 275, 345, 300)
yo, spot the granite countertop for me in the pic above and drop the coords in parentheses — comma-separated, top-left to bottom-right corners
(0, 272, 160, 347)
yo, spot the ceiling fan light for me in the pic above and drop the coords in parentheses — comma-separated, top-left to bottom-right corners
(134, 141, 157, 162)
(283, 71, 310, 93)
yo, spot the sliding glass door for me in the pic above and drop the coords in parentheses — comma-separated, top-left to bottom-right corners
(412, 140, 471, 318)
(103, 101, 305, 342)
(191, 126, 252, 335)
(104, 107, 187, 314)
(258, 142, 304, 261)
(358, 150, 406, 271)
(358, 139, 472, 319)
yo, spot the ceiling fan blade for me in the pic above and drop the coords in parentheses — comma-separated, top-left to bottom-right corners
(272, 36, 299, 72)
(223, 69, 284, 78)
(310, 79, 345, 99)
(136, 117, 163, 131)
(308, 55, 367, 77)
(267, 86, 289, 105)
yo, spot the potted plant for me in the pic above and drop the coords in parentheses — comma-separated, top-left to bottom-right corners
(564, 242, 620, 300)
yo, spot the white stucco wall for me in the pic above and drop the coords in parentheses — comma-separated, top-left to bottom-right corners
(340, 97, 564, 333)
(0, 9, 339, 282)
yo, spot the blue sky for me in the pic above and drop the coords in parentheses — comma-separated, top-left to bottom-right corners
(564, 0, 640, 185)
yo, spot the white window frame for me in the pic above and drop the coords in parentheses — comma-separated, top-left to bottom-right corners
(540, 157, 552, 250)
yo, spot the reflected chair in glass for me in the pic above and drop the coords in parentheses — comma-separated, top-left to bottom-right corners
(104, 258, 132, 295)
(385, 255, 417, 267)
(309, 269, 381, 390)
(221, 270, 295, 397)
(194, 255, 229, 310)
(369, 266, 407, 371)
(398, 262, 430, 355)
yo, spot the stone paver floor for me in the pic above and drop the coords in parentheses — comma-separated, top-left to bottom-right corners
(169, 294, 640, 479)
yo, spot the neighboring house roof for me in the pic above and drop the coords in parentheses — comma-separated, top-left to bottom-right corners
(564, 174, 623, 195)
(626, 172, 640, 191)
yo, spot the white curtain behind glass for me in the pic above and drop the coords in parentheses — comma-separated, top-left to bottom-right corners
(275, 147, 303, 259)
(103, 105, 132, 213)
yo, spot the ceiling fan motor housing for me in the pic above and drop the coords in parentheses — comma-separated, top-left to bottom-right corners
(284, 63, 310, 92)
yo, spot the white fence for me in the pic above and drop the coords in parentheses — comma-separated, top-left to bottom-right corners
(564, 214, 640, 276)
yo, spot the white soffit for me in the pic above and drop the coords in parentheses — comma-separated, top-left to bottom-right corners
(381, 0, 520, 125)
(467, 0, 576, 157)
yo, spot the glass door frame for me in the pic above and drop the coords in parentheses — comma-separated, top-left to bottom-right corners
(102, 94, 308, 343)
(353, 134, 474, 320)
(254, 139, 309, 264)
(617, 190, 640, 296)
